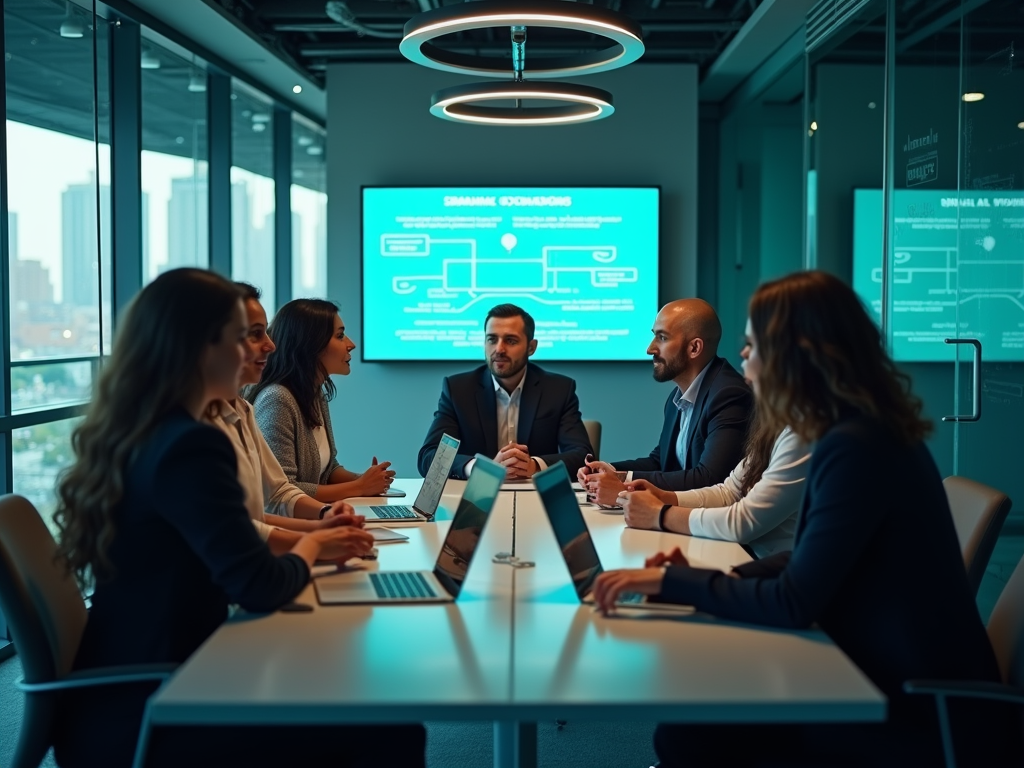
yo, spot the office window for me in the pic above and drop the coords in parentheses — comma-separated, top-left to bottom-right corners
(12, 417, 80, 535)
(141, 38, 209, 282)
(231, 80, 275, 310)
(291, 116, 327, 297)
(5, 0, 110, 401)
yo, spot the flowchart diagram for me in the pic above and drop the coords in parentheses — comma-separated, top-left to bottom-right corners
(379, 233, 639, 311)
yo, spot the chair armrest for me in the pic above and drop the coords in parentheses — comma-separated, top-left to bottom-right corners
(16, 663, 177, 693)
(904, 679, 1024, 705)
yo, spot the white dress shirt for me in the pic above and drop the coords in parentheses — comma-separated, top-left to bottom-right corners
(677, 426, 810, 558)
(466, 370, 548, 475)
(625, 360, 712, 482)
(208, 398, 307, 542)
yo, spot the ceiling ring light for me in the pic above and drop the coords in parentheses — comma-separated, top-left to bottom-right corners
(430, 81, 614, 126)
(401, 0, 644, 79)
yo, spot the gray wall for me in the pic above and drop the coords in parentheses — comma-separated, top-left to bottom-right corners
(325, 62, 699, 475)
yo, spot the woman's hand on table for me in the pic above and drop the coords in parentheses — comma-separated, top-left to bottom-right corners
(623, 479, 676, 506)
(357, 457, 396, 495)
(308, 526, 375, 562)
(317, 501, 365, 530)
(621, 490, 666, 530)
(592, 547, 690, 613)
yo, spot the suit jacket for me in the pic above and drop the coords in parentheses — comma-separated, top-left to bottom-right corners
(418, 362, 593, 479)
(55, 409, 309, 768)
(611, 356, 752, 491)
(658, 414, 1003, 744)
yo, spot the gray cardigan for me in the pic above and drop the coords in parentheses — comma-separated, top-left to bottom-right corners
(251, 383, 341, 497)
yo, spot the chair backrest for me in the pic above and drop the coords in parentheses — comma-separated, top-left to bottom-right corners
(0, 495, 87, 683)
(943, 476, 1012, 596)
(583, 419, 602, 460)
(987, 553, 1024, 687)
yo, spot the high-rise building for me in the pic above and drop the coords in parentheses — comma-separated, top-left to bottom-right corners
(61, 182, 105, 308)
(8, 211, 18, 260)
(167, 175, 208, 271)
(11, 258, 54, 304)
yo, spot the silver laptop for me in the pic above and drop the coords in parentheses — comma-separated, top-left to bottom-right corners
(315, 455, 504, 605)
(534, 462, 692, 613)
(356, 434, 460, 522)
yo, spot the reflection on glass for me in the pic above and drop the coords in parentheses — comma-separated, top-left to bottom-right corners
(5, 0, 110, 362)
(141, 40, 209, 282)
(13, 417, 80, 536)
(231, 80, 275, 310)
(292, 115, 327, 296)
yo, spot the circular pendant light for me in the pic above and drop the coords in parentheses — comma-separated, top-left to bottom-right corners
(400, 0, 644, 78)
(431, 81, 614, 126)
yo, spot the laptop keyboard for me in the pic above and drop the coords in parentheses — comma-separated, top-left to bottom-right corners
(369, 571, 438, 600)
(369, 505, 419, 519)
(618, 592, 645, 605)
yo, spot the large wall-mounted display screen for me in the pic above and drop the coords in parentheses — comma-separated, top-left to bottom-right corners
(361, 187, 660, 361)
(853, 188, 1024, 362)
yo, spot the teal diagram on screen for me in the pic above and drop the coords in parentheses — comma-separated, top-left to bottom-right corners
(362, 187, 660, 361)
(853, 188, 1024, 362)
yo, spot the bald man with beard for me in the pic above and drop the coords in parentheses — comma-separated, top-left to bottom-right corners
(580, 299, 753, 505)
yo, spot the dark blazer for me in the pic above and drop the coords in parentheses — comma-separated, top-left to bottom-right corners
(658, 414, 1005, 752)
(55, 408, 309, 768)
(418, 362, 593, 479)
(611, 356, 752, 491)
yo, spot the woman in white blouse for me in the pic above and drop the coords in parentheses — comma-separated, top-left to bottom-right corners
(620, 320, 810, 558)
(206, 283, 369, 555)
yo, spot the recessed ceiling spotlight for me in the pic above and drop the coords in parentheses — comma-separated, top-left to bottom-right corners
(187, 72, 207, 93)
(252, 123, 267, 133)
(292, 84, 303, 94)
(810, 121, 818, 131)
(297, 136, 314, 146)
(868, 101, 876, 109)
(252, 113, 271, 123)
(60, 1, 84, 38)
(1018, 121, 1024, 129)
(306, 145, 323, 155)
(140, 49, 161, 69)
(963, 92, 985, 102)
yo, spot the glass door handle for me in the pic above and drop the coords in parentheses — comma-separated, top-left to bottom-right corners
(942, 338, 982, 423)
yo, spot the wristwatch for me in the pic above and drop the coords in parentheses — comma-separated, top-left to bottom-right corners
(318, 504, 332, 520)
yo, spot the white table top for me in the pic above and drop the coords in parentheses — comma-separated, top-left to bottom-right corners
(147, 479, 885, 726)
(507, 493, 884, 722)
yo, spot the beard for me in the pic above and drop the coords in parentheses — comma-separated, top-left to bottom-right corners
(652, 355, 685, 383)
(489, 354, 528, 380)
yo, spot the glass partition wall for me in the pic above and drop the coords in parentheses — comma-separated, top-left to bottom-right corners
(806, 0, 1024, 525)
(0, 0, 324, 654)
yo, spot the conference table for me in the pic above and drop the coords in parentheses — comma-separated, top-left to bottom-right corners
(137, 478, 884, 768)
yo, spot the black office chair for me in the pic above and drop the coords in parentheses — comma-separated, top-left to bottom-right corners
(905, 548, 1024, 768)
(0, 494, 174, 768)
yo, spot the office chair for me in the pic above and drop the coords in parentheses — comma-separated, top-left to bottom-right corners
(583, 419, 602, 460)
(0, 495, 173, 768)
(943, 476, 1012, 596)
(905, 547, 1024, 768)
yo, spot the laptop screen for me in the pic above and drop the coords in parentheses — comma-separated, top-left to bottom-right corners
(413, 433, 461, 515)
(432, 456, 505, 597)
(533, 462, 604, 599)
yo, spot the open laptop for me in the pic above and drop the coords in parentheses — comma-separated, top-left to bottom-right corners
(355, 434, 460, 522)
(534, 462, 692, 613)
(315, 455, 504, 605)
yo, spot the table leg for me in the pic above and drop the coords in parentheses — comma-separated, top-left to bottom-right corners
(494, 721, 538, 768)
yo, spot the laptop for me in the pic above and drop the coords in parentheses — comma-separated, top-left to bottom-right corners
(533, 462, 693, 613)
(315, 455, 504, 605)
(355, 434, 460, 521)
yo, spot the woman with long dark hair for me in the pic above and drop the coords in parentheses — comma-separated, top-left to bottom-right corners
(50, 269, 414, 767)
(618, 319, 810, 558)
(248, 299, 395, 505)
(593, 271, 1016, 767)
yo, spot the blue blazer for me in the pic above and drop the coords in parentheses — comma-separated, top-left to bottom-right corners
(418, 362, 593, 479)
(55, 408, 309, 767)
(611, 356, 752, 491)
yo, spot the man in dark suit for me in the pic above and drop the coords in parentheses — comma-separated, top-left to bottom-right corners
(580, 299, 752, 504)
(418, 304, 592, 480)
